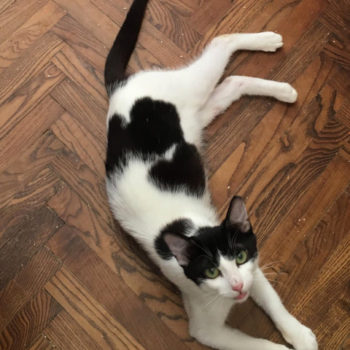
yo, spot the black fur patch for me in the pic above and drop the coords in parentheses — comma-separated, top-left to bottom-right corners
(149, 143, 205, 196)
(156, 219, 258, 285)
(106, 97, 184, 175)
(104, 0, 149, 93)
(155, 219, 194, 259)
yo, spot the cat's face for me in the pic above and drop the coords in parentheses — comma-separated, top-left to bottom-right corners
(163, 196, 258, 301)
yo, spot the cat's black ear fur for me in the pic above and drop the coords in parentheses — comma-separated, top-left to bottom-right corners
(163, 233, 192, 266)
(226, 196, 251, 232)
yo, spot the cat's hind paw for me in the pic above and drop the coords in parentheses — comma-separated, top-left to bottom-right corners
(257, 32, 284, 52)
(275, 83, 298, 103)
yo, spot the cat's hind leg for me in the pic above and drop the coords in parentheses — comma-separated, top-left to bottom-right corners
(175, 32, 284, 109)
(199, 75, 297, 127)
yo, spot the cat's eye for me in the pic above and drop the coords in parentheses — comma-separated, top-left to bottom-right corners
(236, 250, 248, 265)
(204, 267, 220, 279)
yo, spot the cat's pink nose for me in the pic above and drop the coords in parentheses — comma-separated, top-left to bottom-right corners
(232, 282, 243, 292)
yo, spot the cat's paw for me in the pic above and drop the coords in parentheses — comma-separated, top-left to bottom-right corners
(275, 83, 298, 103)
(257, 32, 284, 52)
(282, 322, 318, 350)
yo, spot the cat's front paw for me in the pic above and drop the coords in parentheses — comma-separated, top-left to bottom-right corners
(282, 322, 318, 350)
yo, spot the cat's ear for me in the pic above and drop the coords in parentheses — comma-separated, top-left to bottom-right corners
(163, 233, 192, 266)
(226, 196, 251, 232)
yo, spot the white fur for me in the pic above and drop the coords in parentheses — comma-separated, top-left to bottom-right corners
(106, 32, 317, 350)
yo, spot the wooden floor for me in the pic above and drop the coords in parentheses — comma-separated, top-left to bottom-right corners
(0, 0, 349, 349)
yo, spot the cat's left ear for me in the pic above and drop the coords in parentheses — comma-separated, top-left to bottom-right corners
(163, 233, 193, 266)
(225, 196, 251, 232)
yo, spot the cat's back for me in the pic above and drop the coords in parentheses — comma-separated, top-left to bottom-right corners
(105, 86, 216, 247)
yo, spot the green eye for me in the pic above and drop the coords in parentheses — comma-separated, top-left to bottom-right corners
(204, 267, 220, 279)
(236, 250, 248, 265)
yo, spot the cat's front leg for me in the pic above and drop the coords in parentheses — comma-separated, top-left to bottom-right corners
(189, 320, 290, 350)
(186, 294, 289, 350)
(251, 268, 318, 350)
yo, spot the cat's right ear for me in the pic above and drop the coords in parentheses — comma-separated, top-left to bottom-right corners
(163, 233, 192, 266)
(225, 196, 251, 232)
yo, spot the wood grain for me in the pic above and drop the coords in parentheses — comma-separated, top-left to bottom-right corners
(46, 268, 147, 350)
(0, 0, 349, 348)
(0, 291, 62, 350)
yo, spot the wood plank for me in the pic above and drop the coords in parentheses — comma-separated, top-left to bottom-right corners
(0, 0, 49, 45)
(323, 32, 350, 71)
(45, 268, 146, 350)
(47, 185, 120, 265)
(44, 311, 104, 350)
(0, 32, 63, 104)
(0, 0, 15, 15)
(146, 0, 202, 53)
(0, 96, 64, 173)
(320, 0, 350, 42)
(0, 1, 66, 72)
(0, 130, 66, 214)
(0, 166, 59, 213)
(50, 79, 106, 150)
(47, 230, 195, 349)
(259, 154, 350, 264)
(0, 290, 62, 350)
(0, 205, 63, 290)
(316, 296, 350, 350)
(52, 15, 107, 72)
(291, 233, 350, 348)
(272, 21, 330, 82)
(50, 144, 112, 229)
(51, 44, 107, 107)
(0, 63, 64, 142)
(335, 98, 350, 129)
(328, 66, 350, 97)
(51, 112, 105, 176)
(29, 334, 57, 350)
(0, 247, 61, 331)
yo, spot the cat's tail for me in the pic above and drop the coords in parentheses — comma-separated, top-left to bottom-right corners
(104, 0, 149, 95)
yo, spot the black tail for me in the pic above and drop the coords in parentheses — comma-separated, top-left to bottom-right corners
(104, 0, 149, 94)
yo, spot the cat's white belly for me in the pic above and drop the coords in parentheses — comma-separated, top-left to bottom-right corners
(106, 157, 217, 257)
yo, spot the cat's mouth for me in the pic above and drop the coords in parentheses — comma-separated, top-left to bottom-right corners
(234, 291, 248, 301)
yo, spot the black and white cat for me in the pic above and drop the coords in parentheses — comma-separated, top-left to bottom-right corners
(104, 1, 318, 349)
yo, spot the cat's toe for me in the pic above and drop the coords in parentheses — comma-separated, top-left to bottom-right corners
(283, 323, 318, 350)
(259, 32, 284, 52)
(276, 83, 298, 103)
(293, 325, 318, 350)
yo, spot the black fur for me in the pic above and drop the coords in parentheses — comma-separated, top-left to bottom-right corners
(104, 0, 149, 93)
(149, 143, 206, 196)
(106, 98, 183, 174)
(156, 219, 258, 285)
(106, 97, 206, 196)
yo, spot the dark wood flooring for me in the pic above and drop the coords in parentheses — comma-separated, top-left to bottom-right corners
(0, 0, 349, 349)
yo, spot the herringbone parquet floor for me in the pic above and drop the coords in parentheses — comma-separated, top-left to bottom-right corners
(0, 0, 349, 349)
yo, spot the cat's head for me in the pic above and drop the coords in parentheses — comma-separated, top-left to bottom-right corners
(161, 196, 258, 301)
